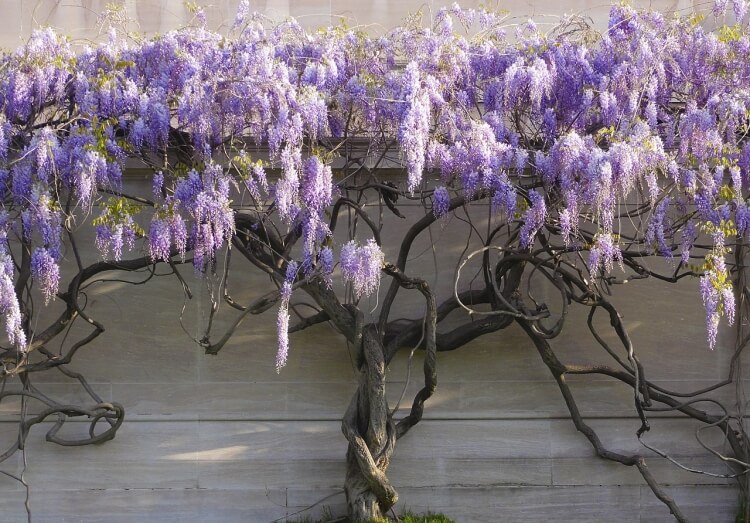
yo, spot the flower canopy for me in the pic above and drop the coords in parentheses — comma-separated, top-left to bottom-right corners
(1, 1, 749, 357)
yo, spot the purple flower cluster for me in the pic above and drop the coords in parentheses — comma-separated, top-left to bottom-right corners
(95, 222, 137, 261)
(520, 190, 546, 249)
(275, 260, 298, 372)
(31, 248, 60, 304)
(645, 197, 672, 258)
(2, 0, 750, 360)
(148, 214, 187, 262)
(0, 267, 24, 348)
(340, 239, 384, 299)
(0, 214, 25, 348)
(589, 233, 623, 275)
(700, 233, 735, 349)
(192, 191, 235, 270)
(398, 63, 431, 192)
(276, 282, 291, 372)
(433, 186, 451, 218)
(301, 156, 333, 213)
(700, 270, 722, 350)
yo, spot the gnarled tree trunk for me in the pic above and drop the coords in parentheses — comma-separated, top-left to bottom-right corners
(342, 324, 397, 521)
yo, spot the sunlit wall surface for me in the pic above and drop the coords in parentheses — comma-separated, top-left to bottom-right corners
(0, 1, 715, 50)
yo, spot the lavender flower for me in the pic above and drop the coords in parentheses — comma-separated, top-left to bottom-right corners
(589, 233, 622, 275)
(734, 0, 748, 21)
(234, 0, 251, 29)
(285, 260, 299, 284)
(559, 208, 573, 246)
(433, 186, 450, 218)
(714, 0, 729, 17)
(340, 239, 384, 299)
(170, 214, 188, 258)
(31, 248, 60, 304)
(731, 166, 742, 196)
(319, 246, 334, 280)
(491, 181, 517, 217)
(680, 221, 697, 265)
(0, 253, 25, 348)
(520, 190, 546, 249)
(700, 274, 721, 349)
(276, 281, 292, 372)
(645, 197, 672, 257)
(152, 172, 165, 200)
(174, 170, 203, 209)
(398, 62, 430, 193)
(149, 217, 171, 261)
(722, 285, 736, 326)
(301, 156, 333, 213)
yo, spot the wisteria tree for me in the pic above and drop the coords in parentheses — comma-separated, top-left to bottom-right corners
(1, 1, 750, 521)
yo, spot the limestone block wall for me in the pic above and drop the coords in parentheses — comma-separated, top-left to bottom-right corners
(0, 1, 702, 49)
(0, 177, 740, 521)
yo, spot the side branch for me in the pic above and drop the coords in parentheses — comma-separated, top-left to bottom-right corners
(381, 264, 438, 440)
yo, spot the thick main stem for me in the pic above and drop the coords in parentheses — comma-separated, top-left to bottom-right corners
(342, 325, 397, 521)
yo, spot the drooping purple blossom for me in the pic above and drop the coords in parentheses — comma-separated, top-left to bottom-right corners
(398, 62, 431, 193)
(276, 281, 292, 373)
(700, 230, 734, 349)
(192, 192, 235, 270)
(340, 239, 384, 299)
(491, 180, 517, 217)
(0, 267, 25, 348)
(319, 246, 334, 280)
(301, 156, 333, 213)
(589, 233, 623, 275)
(152, 172, 165, 200)
(0, 216, 25, 348)
(174, 170, 203, 209)
(2, 1, 749, 365)
(559, 208, 573, 246)
(700, 274, 721, 349)
(149, 217, 172, 262)
(734, 0, 748, 21)
(680, 221, 697, 266)
(645, 197, 672, 258)
(433, 186, 450, 218)
(234, 0, 251, 29)
(520, 190, 546, 249)
(30, 248, 60, 304)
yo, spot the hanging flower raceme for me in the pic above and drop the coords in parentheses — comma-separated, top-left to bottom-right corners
(0, 213, 25, 349)
(589, 233, 623, 275)
(503, 56, 553, 112)
(148, 211, 189, 263)
(276, 261, 297, 373)
(318, 245, 335, 286)
(93, 197, 144, 261)
(433, 186, 450, 218)
(700, 231, 735, 349)
(169, 164, 235, 271)
(0, 265, 24, 349)
(398, 62, 431, 193)
(31, 248, 60, 304)
(645, 197, 672, 258)
(340, 239, 385, 300)
(191, 191, 235, 270)
(519, 190, 546, 249)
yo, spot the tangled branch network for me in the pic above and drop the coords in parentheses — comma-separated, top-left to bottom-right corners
(1, 0, 750, 520)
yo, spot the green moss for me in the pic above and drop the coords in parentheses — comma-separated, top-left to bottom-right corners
(397, 511, 455, 523)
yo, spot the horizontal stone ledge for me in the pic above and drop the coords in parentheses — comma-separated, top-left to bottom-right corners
(0, 412, 735, 423)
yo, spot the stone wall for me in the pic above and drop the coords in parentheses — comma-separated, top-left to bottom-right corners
(0, 177, 740, 521)
(0, 1, 700, 49)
